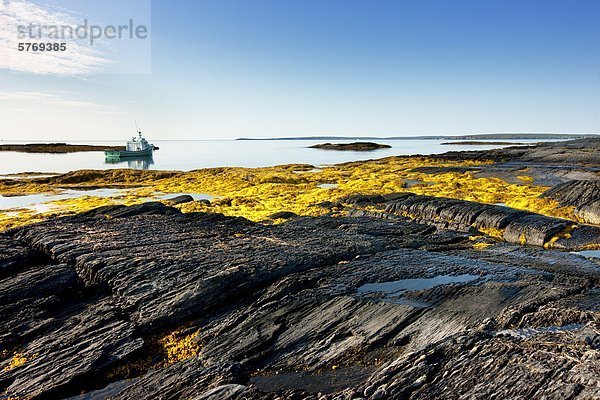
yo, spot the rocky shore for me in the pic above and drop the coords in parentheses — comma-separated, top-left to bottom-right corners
(0, 143, 125, 153)
(1, 139, 600, 399)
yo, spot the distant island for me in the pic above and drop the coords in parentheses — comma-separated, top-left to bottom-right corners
(238, 133, 599, 141)
(0, 143, 124, 154)
(441, 141, 526, 146)
(309, 142, 391, 151)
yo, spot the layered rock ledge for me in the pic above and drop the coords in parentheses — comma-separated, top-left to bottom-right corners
(380, 194, 600, 249)
(1, 202, 599, 399)
(543, 180, 600, 224)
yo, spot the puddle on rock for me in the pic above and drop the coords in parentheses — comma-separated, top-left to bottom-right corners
(572, 250, 600, 259)
(357, 274, 483, 307)
(318, 183, 338, 189)
(293, 168, 323, 174)
(358, 274, 482, 294)
(0, 188, 132, 212)
(495, 324, 584, 339)
(0, 189, 215, 216)
(404, 179, 425, 188)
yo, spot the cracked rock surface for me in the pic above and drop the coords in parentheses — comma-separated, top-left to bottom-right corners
(1, 200, 599, 399)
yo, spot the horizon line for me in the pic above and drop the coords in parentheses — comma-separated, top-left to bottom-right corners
(1, 132, 599, 142)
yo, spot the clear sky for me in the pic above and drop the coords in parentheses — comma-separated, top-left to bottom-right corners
(0, 0, 599, 140)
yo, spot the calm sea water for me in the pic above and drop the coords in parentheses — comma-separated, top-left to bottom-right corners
(0, 139, 547, 175)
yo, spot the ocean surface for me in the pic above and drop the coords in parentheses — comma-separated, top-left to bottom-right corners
(0, 139, 550, 175)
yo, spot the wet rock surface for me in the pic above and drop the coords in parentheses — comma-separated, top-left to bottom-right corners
(1, 200, 599, 399)
(543, 180, 600, 224)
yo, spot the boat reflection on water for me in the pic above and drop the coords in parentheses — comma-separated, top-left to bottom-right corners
(104, 155, 154, 170)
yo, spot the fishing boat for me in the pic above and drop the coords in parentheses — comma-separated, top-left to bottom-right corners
(105, 124, 155, 159)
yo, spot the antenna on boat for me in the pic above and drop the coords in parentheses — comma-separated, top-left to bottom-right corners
(134, 120, 142, 138)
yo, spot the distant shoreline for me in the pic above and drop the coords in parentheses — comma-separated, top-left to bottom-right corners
(0, 143, 124, 154)
(441, 141, 526, 146)
(237, 133, 599, 141)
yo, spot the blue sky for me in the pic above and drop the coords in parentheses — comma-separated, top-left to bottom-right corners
(1, 0, 599, 140)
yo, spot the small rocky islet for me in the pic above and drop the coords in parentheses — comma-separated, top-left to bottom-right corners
(1, 139, 600, 399)
(309, 142, 392, 151)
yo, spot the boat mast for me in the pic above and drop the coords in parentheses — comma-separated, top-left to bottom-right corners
(134, 121, 142, 139)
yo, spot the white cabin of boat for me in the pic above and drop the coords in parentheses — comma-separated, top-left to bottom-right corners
(127, 132, 153, 152)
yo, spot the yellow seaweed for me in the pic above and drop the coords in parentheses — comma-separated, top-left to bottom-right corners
(0, 156, 578, 231)
(3, 352, 36, 371)
(160, 330, 201, 366)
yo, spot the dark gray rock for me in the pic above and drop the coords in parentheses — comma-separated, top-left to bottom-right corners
(314, 200, 336, 209)
(341, 194, 386, 205)
(0, 299, 143, 399)
(503, 214, 572, 247)
(437, 138, 600, 166)
(355, 330, 600, 400)
(543, 180, 600, 224)
(86, 361, 248, 400)
(72, 201, 180, 221)
(1, 202, 599, 399)
(384, 194, 600, 249)
(428, 139, 600, 187)
(11, 210, 390, 333)
(268, 211, 297, 219)
(0, 263, 78, 349)
(0, 236, 38, 279)
(382, 192, 415, 202)
(165, 194, 195, 205)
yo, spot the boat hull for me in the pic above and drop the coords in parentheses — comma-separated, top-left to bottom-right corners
(105, 148, 153, 158)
